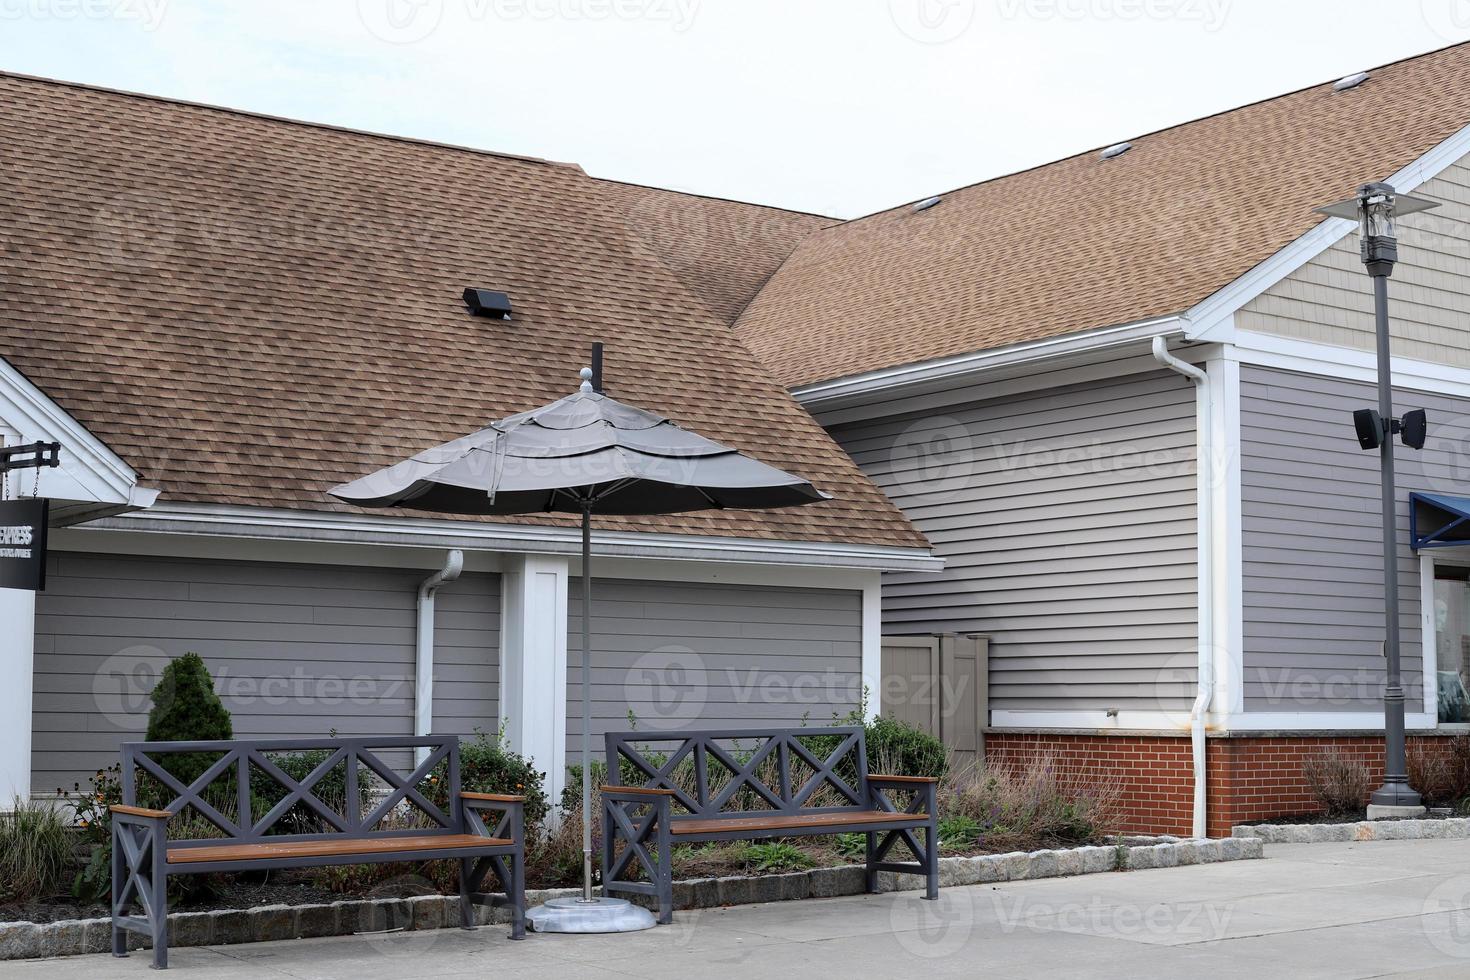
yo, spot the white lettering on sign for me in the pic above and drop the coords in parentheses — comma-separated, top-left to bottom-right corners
(0, 523, 34, 546)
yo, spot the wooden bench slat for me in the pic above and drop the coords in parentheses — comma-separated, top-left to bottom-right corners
(603, 785, 678, 796)
(868, 774, 940, 784)
(670, 810, 928, 836)
(112, 804, 173, 819)
(462, 792, 525, 802)
(167, 833, 511, 865)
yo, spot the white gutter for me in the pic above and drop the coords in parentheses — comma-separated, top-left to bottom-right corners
(1151, 336, 1213, 839)
(415, 550, 464, 764)
(78, 502, 942, 573)
(794, 314, 1189, 413)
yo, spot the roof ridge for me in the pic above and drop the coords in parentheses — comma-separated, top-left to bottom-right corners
(0, 68, 586, 172)
(827, 37, 1470, 231)
(592, 174, 843, 223)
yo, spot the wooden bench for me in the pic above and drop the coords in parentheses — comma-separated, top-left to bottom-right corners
(110, 735, 526, 969)
(600, 726, 938, 923)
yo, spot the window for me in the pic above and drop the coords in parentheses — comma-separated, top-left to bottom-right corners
(1434, 563, 1470, 724)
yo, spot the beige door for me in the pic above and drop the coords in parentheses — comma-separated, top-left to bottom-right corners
(880, 634, 987, 778)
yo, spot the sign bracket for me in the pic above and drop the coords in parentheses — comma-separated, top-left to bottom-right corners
(0, 441, 61, 474)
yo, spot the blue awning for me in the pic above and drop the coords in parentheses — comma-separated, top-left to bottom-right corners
(1410, 492, 1470, 550)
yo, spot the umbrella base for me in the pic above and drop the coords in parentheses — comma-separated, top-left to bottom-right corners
(526, 896, 657, 934)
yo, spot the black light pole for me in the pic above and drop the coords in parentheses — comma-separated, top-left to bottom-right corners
(1317, 183, 1438, 813)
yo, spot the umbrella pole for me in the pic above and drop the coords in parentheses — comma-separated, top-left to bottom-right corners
(581, 501, 594, 903)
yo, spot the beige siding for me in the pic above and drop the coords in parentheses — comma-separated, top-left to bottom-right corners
(829, 371, 1198, 713)
(1239, 158, 1470, 366)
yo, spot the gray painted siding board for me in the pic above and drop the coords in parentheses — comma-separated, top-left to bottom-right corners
(565, 579, 862, 757)
(31, 554, 498, 792)
(830, 370, 1198, 712)
(1238, 364, 1447, 712)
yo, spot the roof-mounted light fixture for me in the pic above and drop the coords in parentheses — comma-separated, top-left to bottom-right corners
(462, 288, 513, 320)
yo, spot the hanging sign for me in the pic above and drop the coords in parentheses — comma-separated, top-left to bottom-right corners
(0, 499, 48, 592)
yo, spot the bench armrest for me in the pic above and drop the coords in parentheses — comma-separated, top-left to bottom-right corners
(602, 785, 677, 797)
(460, 792, 524, 843)
(867, 775, 939, 784)
(866, 775, 939, 816)
(111, 804, 173, 819)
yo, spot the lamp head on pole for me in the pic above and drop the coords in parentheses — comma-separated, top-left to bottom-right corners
(1314, 182, 1440, 276)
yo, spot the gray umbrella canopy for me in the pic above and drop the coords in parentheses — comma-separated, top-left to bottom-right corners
(329, 368, 829, 932)
(329, 372, 829, 516)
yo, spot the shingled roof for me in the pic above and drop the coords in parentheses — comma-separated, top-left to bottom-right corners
(0, 73, 922, 549)
(735, 41, 1470, 388)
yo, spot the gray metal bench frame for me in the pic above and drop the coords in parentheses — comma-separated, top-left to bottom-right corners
(600, 726, 938, 923)
(111, 735, 525, 969)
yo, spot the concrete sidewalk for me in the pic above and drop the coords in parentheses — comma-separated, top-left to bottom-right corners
(13, 839, 1470, 979)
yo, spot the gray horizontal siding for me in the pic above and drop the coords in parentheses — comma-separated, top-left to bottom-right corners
(1239, 365, 1451, 712)
(829, 370, 1198, 712)
(566, 579, 862, 757)
(32, 553, 498, 793)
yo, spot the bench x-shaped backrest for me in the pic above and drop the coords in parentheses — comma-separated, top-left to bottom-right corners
(607, 727, 869, 817)
(120, 736, 462, 843)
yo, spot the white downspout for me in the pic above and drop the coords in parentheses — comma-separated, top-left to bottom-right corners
(1152, 336, 1214, 839)
(416, 550, 464, 764)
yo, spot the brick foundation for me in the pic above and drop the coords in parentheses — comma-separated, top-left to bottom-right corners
(986, 731, 1463, 838)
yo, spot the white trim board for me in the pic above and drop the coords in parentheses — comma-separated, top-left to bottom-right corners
(76, 502, 942, 573)
(991, 709, 1439, 733)
(0, 355, 155, 510)
(1233, 329, 1470, 400)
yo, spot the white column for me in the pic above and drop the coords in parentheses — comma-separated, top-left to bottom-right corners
(862, 572, 883, 721)
(0, 585, 35, 804)
(0, 420, 35, 804)
(499, 554, 570, 807)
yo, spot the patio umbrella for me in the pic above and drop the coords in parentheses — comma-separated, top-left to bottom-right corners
(329, 365, 829, 932)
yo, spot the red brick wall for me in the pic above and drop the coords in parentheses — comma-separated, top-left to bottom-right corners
(986, 732, 1197, 837)
(987, 731, 1462, 838)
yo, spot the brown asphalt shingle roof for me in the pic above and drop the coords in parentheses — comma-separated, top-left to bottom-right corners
(735, 41, 1470, 388)
(0, 73, 922, 549)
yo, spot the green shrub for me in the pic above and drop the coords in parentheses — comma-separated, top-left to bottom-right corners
(834, 832, 867, 861)
(561, 761, 608, 814)
(424, 727, 549, 828)
(740, 841, 815, 874)
(145, 653, 233, 787)
(938, 814, 983, 852)
(865, 714, 948, 780)
(0, 798, 72, 901)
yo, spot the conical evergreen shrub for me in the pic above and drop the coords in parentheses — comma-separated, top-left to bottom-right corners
(145, 652, 233, 788)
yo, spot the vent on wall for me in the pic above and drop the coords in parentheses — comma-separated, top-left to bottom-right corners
(1333, 71, 1370, 91)
(463, 288, 512, 319)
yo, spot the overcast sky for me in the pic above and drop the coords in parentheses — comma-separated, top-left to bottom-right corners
(0, 0, 1463, 217)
